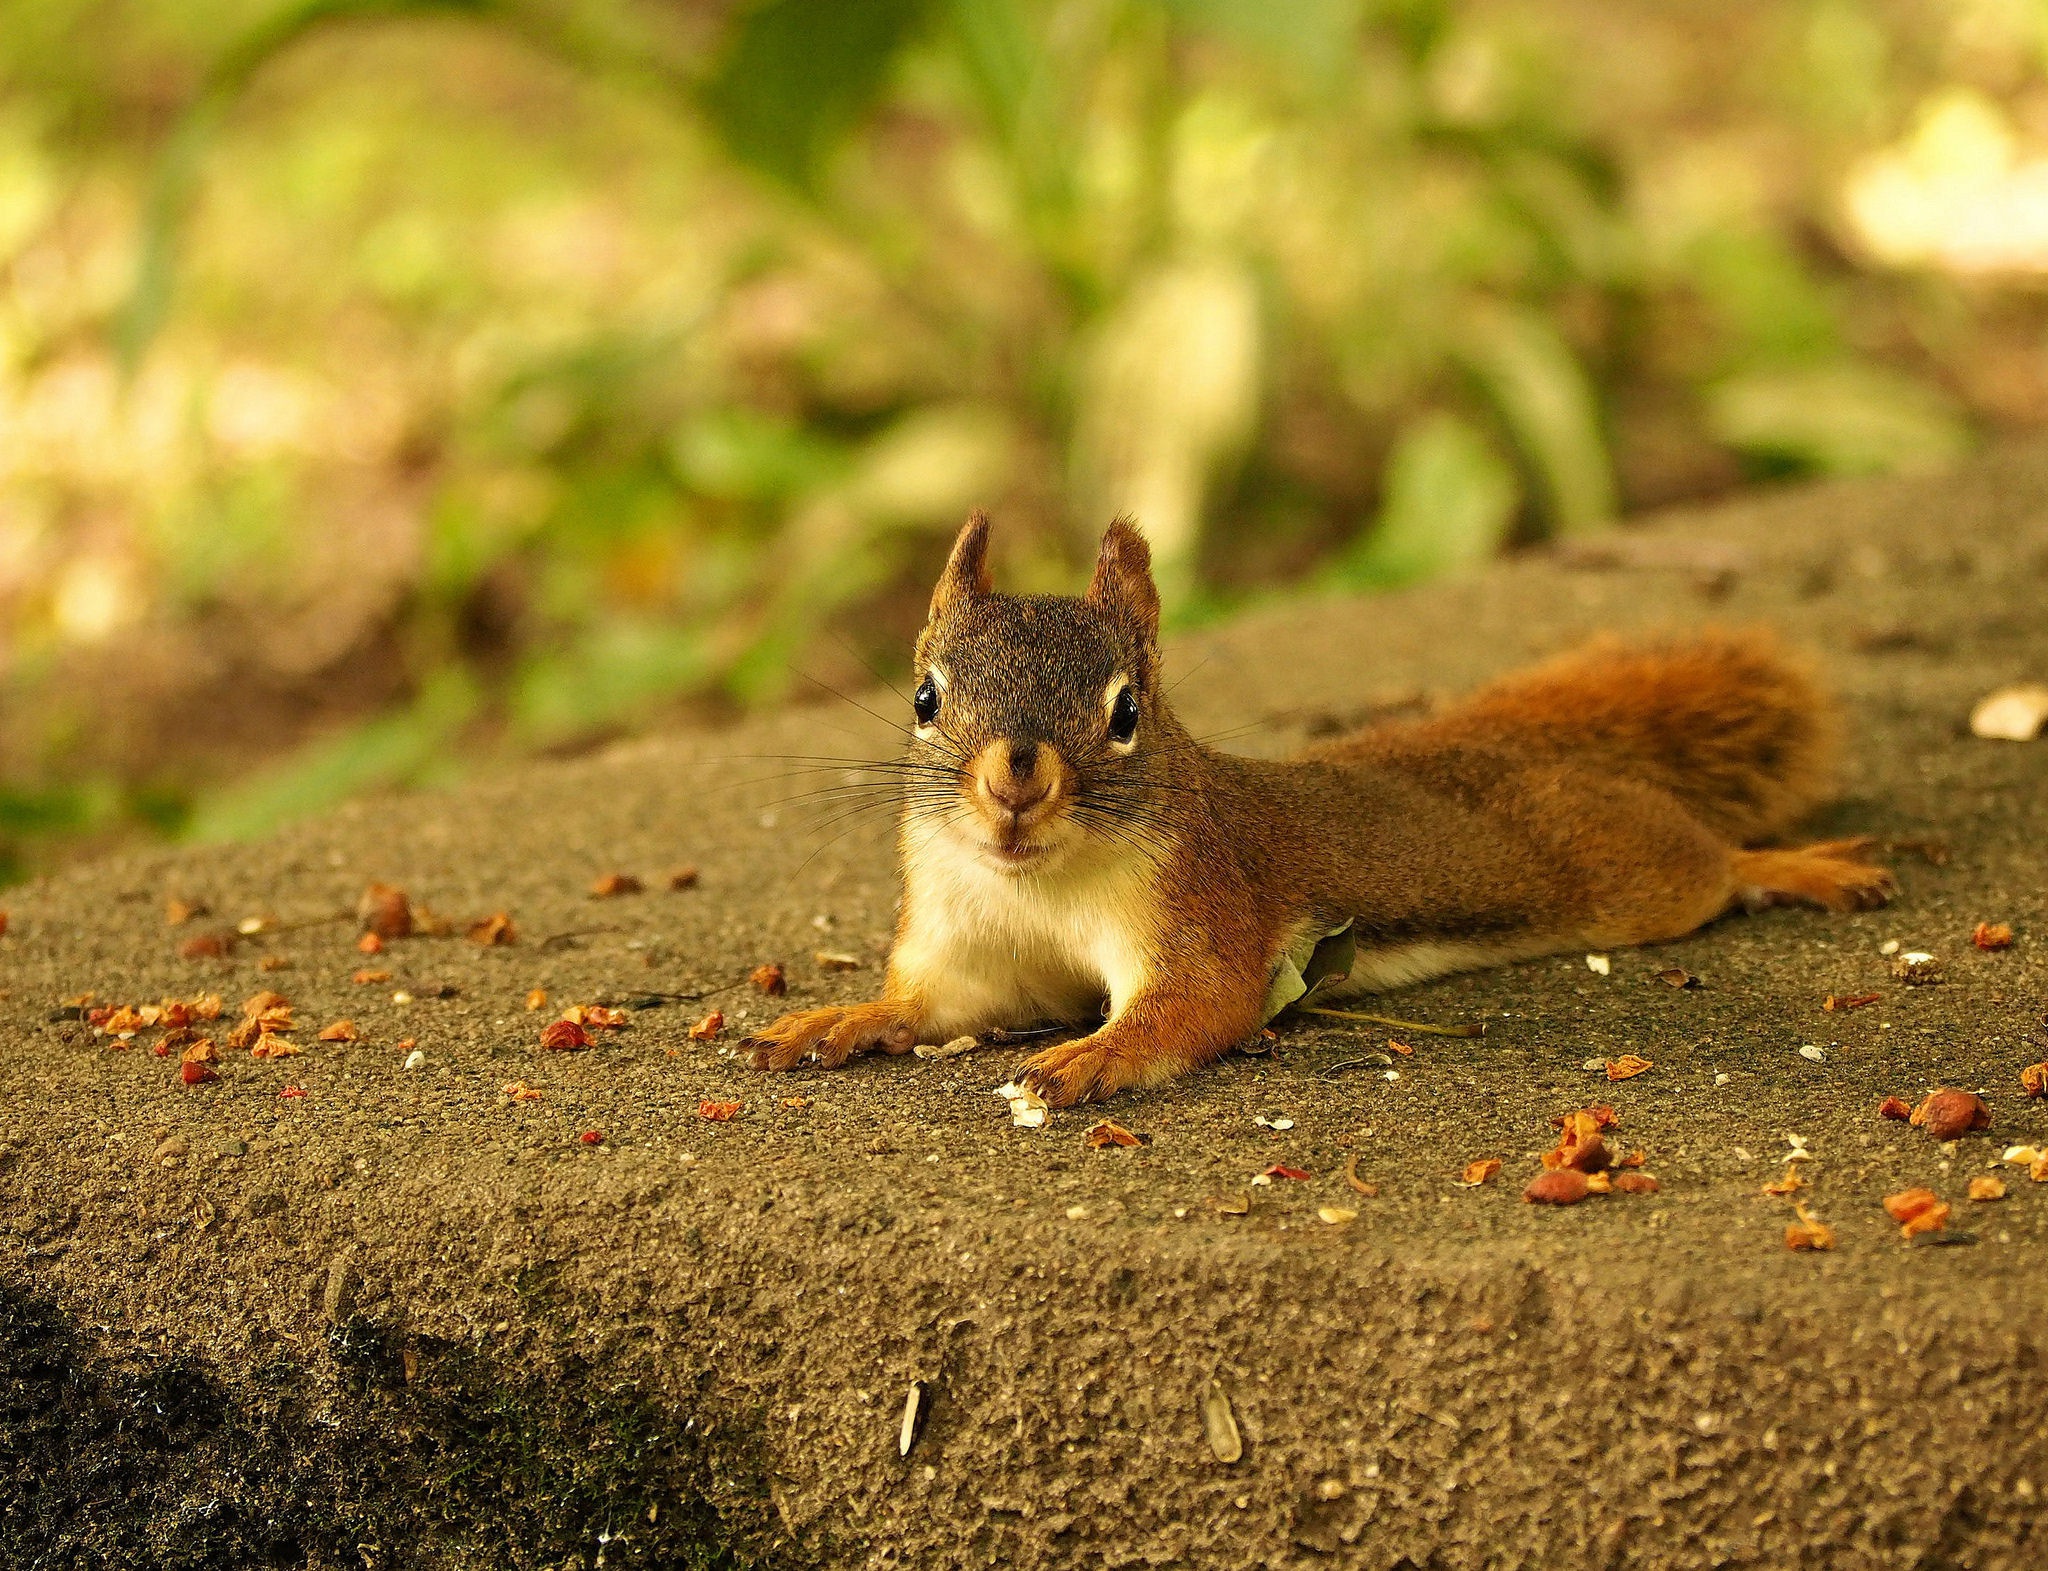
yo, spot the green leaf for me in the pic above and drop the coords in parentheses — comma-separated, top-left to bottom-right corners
(698, 0, 935, 192)
(1705, 362, 1972, 478)
(1333, 410, 1519, 588)
(185, 666, 480, 843)
(1455, 298, 1615, 536)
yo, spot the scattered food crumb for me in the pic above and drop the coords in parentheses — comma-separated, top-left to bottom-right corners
(525, 988, 548, 1011)
(1883, 1186, 1949, 1239)
(1459, 1157, 1502, 1187)
(1823, 992, 1880, 1012)
(1085, 1120, 1145, 1149)
(467, 913, 517, 946)
(503, 1082, 544, 1102)
(356, 932, 383, 955)
(1972, 921, 2014, 950)
(1385, 1038, 1413, 1057)
(1252, 1114, 1294, 1130)
(1968, 682, 2048, 740)
(1889, 951, 1943, 985)
(689, 1011, 724, 1041)
(590, 872, 643, 898)
(1316, 1206, 1357, 1225)
(697, 1099, 742, 1121)
(402, 1049, 425, 1071)
(1798, 1045, 1825, 1063)
(994, 1081, 1048, 1129)
(561, 1004, 628, 1030)
(1910, 1088, 1991, 1140)
(1613, 1172, 1660, 1194)
(913, 1035, 977, 1061)
(180, 933, 232, 960)
(353, 969, 390, 985)
(1655, 967, 1700, 988)
(1585, 954, 1610, 976)
(164, 898, 206, 926)
(814, 951, 861, 971)
(749, 962, 787, 996)
(1542, 1106, 1615, 1173)
(541, 1020, 592, 1051)
(1878, 1096, 1913, 1120)
(1969, 1175, 2006, 1202)
(1785, 1202, 1835, 1252)
(1262, 1164, 1312, 1181)
(668, 866, 700, 891)
(2023, 1062, 2048, 1099)
(358, 882, 413, 940)
(1761, 1165, 1804, 1197)
(1606, 1054, 1652, 1081)
(317, 1020, 360, 1043)
(278, 1085, 306, 1099)
(1524, 1169, 1591, 1205)
(580, 1130, 604, 1146)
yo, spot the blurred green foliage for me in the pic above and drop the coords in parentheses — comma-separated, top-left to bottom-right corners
(0, 0, 2041, 876)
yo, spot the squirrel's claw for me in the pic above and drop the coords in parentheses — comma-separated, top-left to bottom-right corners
(1019, 1035, 1133, 1107)
(743, 1003, 917, 1071)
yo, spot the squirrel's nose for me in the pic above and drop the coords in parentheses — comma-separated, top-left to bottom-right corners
(982, 740, 1052, 813)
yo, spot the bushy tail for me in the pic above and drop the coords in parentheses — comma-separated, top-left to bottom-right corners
(1430, 630, 1839, 844)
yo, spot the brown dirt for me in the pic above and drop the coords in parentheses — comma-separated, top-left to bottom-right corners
(5, 447, 2048, 1569)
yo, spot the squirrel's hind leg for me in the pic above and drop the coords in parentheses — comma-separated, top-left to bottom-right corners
(1730, 839, 1895, 913)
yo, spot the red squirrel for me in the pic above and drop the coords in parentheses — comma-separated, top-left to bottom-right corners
(744, 512, 1894, 1105)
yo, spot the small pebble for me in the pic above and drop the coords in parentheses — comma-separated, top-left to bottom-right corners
(402, 1049, 425, 1071)
(1798, 1045, 1825, 1063)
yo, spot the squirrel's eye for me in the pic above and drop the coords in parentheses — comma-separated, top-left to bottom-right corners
(1108, 686, 1140, 745)
(913, 677, 941, 727)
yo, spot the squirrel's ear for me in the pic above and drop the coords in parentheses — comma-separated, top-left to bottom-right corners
(1085, 515, 1160, 645)
(929, 511, 994, 620)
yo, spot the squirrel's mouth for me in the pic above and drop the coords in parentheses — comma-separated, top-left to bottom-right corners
(978, 837, 1051, 868)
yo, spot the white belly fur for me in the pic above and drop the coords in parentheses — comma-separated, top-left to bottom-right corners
(893, 826, 1158, 1039)
(1336, 935, 1561, 993)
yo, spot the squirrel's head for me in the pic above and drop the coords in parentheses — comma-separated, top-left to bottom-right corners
(907, 511, 1169, 876)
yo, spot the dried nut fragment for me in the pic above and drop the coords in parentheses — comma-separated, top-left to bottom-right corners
(688, 1011, 724, 1042)
(317, 1020, 359, 1043)
(1085, 1120, 1145, 1149)
(1882, 1186, 1949, 1238)
(525, 988, 548, 1011)
(357, 882, 413, 940)
(503, 1082, 544, 1102)
(467, 912, 517, 946)
(2021, 1062, 2048, 1099)
(353, 968, 391, 985)
(1523, 1169, 1592, 1205)
(1972, 921, 2014, 951)
(1605, 1054, 1652, 1081)
(589, 872, 643, 898)
(1583, 1171, 1613, 1194)
(357, 932, 384, 955)
(561, 1004, 627, 1030)
(1823, 992, 1881, 1012)
(180, 932, 233, 960)
(667, 866, 700, 891)
(1784, 1202, 1835, 1252)
(913, 1035, 978, 1061)
(814, 951, 861, 971)
(1200, 1381, 1243, 1464)
(1542, 1107, 1615, 1173)
(1656, 967, 1699, 988)
(697, 1099, 742, 1121)
(1761, 1165, 1804, 1197)
(1969, 682, 2048, 741)
(1968, 1175, 2006, 1202)
(749, 962, 787, 996)
(164, 897, 207, 926)
(1585, 954, 1610, 976)
(1889, 951, 1943, 985)
(994, 1081, 1048, 1129)
(1877, 1095, 1913, 1121)
(540, 1020, 592, 1051)
(1613, 1172, 1660, 1195)
(1316, 1206, 1358, 1224)
(1210, 1192, 1252, 1216)
(1909, 1088, 1991, 1141)
(1459, 1157, 1502, 1187)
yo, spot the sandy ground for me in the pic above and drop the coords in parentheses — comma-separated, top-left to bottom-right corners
(4, 448, 2048, 1569)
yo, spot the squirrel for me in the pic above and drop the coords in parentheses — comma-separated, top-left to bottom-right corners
(744, 512, 1895, 1106)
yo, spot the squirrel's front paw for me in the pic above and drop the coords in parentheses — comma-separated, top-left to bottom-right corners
(743, 1002, 918, 1071)
(1019, 1035, 1150, 1107)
